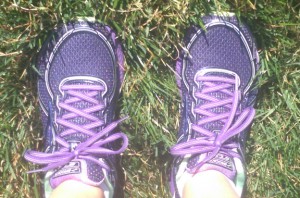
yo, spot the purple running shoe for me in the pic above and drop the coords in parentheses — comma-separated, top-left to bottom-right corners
(24, 20, 127, 198)
(170, 13, 260, 197)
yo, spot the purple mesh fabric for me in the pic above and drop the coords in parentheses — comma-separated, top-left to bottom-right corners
(25, 21, 127, 192)
(170, 14, 260, 198)
(185, 26, 252, 90)
(48, 32, 115, 97)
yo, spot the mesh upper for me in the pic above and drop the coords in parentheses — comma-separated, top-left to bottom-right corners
(49, 31, 116, 98)
(185, 25, 252, 91)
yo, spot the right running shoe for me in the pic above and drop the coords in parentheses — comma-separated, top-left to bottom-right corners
(170, 13, 260, 198)
(24, 20, 127, 198)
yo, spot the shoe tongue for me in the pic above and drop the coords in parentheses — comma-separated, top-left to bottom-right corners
(187, 153, 236, 180)
(50, 159, 105, 189)
(196, 71, 236, 137)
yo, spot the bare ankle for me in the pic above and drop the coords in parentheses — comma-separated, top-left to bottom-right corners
(50, 180, 104, 198)
(183, 170, 239, 198)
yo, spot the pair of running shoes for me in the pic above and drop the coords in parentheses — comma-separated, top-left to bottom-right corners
(24, 13, 260, 198)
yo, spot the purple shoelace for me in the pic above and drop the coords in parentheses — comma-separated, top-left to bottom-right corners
(25, 84, 128, 173)
(170, 75, 255, 173)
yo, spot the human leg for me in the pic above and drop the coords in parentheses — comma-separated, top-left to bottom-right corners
(183, 170, 239, 198)
(50, 180, 104, 198)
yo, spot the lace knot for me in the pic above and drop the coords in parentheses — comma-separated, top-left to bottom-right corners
(214, 138, 222, 148)
(73, 150, 79, 158)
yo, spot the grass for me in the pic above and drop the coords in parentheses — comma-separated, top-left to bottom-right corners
(0, 0, 299, 197)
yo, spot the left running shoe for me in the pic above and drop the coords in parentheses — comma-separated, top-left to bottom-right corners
(24, 20, 128, 198)
(170, 13, 260, 198)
